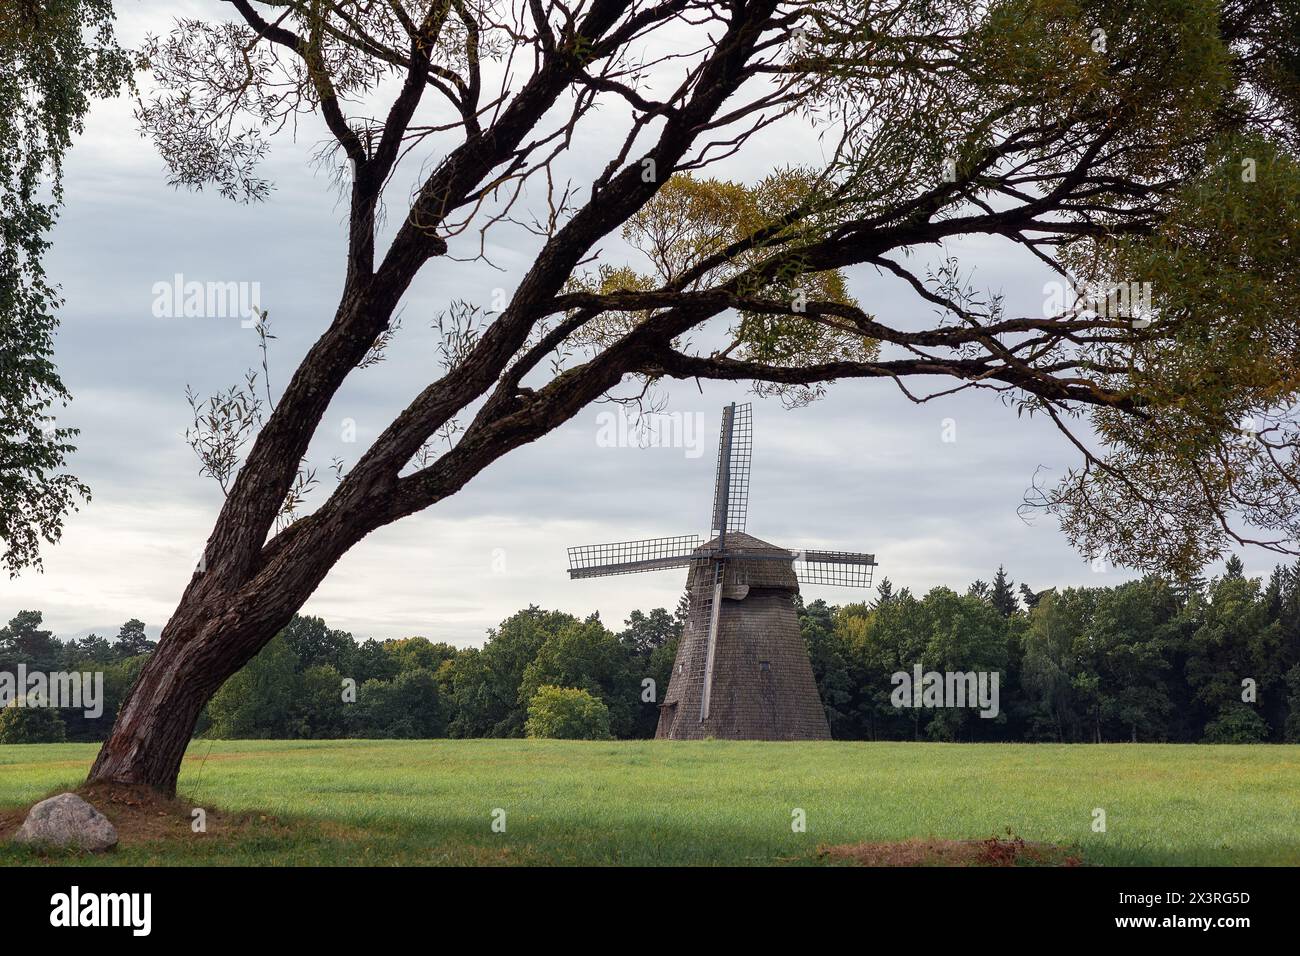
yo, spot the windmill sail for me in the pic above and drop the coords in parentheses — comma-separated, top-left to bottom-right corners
(791, 549, 877, 587)
(709, 403, 752, 537)
(696, 558, 724, 722)
(567, 535, 701, 579)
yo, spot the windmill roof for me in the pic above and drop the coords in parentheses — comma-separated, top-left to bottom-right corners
(696, 531, 786, 554)
(689, 531, 798, 592)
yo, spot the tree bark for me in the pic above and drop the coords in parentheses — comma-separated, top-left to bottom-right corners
(86, 588, 300, 792)
(86, 517, 339, 791)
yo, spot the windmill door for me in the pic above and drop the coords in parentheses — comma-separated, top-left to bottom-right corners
(659, 701, 678, 738)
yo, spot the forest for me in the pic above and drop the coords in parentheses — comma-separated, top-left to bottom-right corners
(3, 556, 1299, 745)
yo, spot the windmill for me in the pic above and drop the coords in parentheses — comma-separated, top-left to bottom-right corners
(567, 403, 877, 740)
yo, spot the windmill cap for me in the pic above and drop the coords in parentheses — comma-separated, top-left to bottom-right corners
(695, 531, 788, 555)
(691, 532, 798, 591)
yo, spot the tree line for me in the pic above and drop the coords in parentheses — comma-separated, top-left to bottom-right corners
(0, 615, 155, 743)
(806, 558, 1300, 744)
(4, 555, 1300, 744)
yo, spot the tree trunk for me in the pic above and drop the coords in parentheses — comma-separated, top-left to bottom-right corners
(87, 634, 213, 793)
(87, 554, 316, 792)
(88, 606, 267, 792)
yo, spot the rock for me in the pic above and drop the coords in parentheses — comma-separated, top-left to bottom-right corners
(14, 792, 117, 851)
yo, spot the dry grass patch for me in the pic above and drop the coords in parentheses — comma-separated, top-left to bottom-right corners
(0, 782, 303, 852)
(818, 832, 1083, 867)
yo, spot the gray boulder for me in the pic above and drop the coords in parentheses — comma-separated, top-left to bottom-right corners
(14, 792, 118, 851)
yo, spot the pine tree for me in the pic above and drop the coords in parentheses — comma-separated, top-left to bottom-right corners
(1224, 554, 1246, 579)
(674, 590, 691, 628)
(991, 565, 1019, 617)
(872, 578, 894, 609)
(1019, 583, 1054, 610)
(1174, 572, 1207, 607)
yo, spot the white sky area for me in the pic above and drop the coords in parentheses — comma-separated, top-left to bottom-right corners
(0, 1, 1258, 646)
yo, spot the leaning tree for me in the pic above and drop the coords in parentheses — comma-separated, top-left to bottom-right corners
(84, 0, 1299, 792)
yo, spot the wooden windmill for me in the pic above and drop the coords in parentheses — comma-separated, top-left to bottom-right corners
(567, 403, 877, 740)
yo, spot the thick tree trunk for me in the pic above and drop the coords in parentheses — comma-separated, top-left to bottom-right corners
(87, 552, 317, 793)
(86, 637, 213, 794)
(87, 600, 277, 793)
(86, 434, 427, 793)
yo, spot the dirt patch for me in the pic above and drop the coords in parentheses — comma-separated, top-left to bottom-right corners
(0, 809, 24, 842)
(0, 782, 295, 851)
(818, 832, 1083, 867)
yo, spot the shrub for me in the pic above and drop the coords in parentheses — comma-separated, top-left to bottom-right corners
(0, 699, 67, 743)
(1202, 705, 1269, 744)
(525, 685, 612, 740)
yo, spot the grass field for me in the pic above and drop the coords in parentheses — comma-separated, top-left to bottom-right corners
(2, 739, 1299, 866)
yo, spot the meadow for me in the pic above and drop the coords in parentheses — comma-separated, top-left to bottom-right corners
(2, 740, 1298, 866)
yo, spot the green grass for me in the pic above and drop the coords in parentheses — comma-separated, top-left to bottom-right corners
(2, 740, 1299, 865)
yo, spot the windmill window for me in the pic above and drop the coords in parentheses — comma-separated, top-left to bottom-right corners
(760, 660, 770, 672)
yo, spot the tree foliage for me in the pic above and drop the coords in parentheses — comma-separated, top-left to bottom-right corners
(524, 685, 613, 740)
(129, 0, 1300, 590)
(0, 609, 153, 743)
(0, 0, 134, 573)
(207, 635, 300, 738)
(519, 616, 640, 736)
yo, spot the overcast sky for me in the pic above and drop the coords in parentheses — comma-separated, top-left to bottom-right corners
(0, 1, 1258, 646)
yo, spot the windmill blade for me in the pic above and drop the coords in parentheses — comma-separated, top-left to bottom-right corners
(697, 557, 724, 722)
(709, 402, 752, 537)
(567, 535, 702, 579)
(791, 549, 877, 587)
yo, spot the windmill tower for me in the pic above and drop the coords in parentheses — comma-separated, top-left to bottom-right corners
(567, 403, 877, 740)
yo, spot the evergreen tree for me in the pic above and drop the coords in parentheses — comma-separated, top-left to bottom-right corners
(990, 566, 1019, 617)
(1019, 584, 1054, 610)
(69, 632, 113, 665)
(113, 618, 155, 658)
(1174, 573, 1207, 606)
(674, 590, 691, 629)
(0, 610, 62, 670)
(280, 614, 355, 672)
(799, 599, 856, 738)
